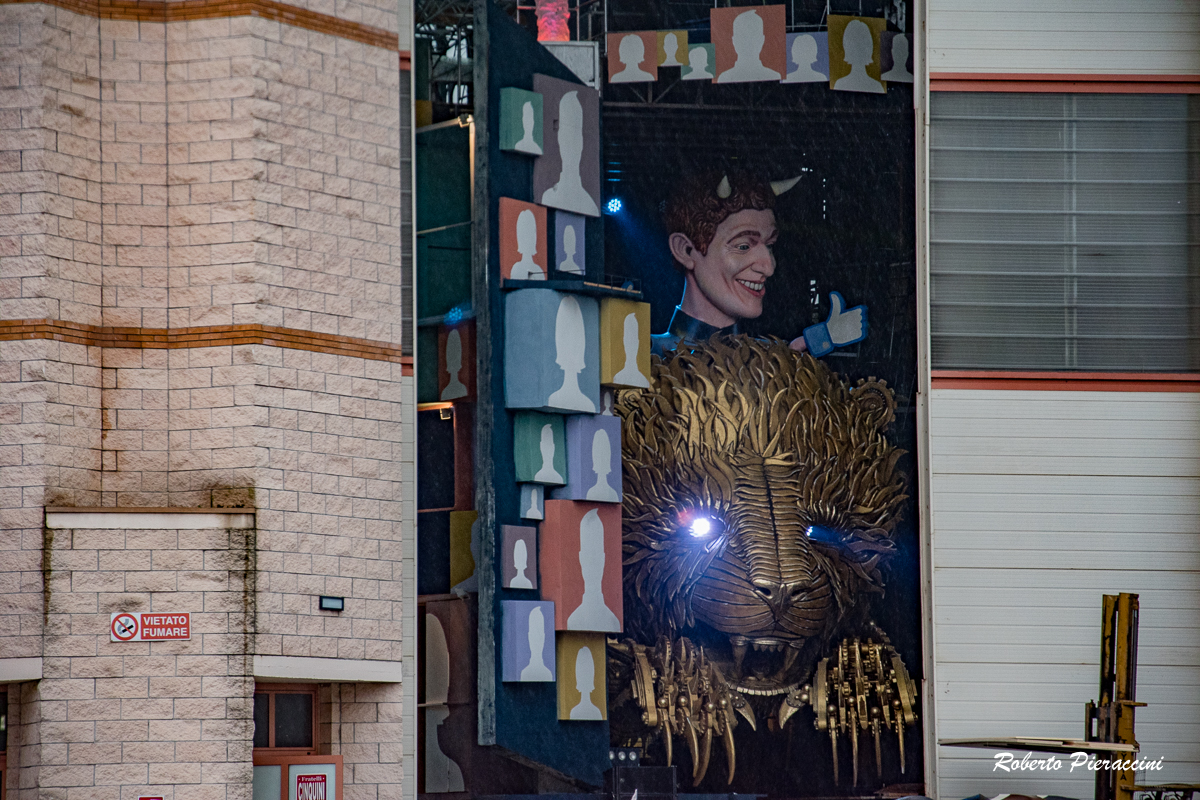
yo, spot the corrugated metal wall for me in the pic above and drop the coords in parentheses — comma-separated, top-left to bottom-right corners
(929, 389, 1200, 798)
(928, 0, 1200, 75)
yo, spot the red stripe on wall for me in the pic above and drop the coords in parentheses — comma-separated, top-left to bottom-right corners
(931, 371, 1200, 392)
(930, 72, 1200, 94)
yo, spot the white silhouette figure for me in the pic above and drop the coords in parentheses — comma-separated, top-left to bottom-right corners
(558, 221, 583, 274)
(533, 424, 564, 483)
(520, 607, 553, 681)
(613, 312, 649, 387)
(881, 34, 913, 82)
(426, 614, 451, 705)
(547, 295, 596, 412)
(717, 10, 781, 83)
(600, 390, 614, 416)
(585, 429, 619, 502)
(510, 538, 534, 589)
(784, 34, 826, 83)
(441, 328, 468, 400)
(425, 615, 465, 792)
(611, 34, 655, 83)
(567, 509, 620, 631)
(541, 92, 599, 216)
(683, 45, 714, 80)
(834, 20, 885, 94)
(521, 483, 544, 519)
(451, 518, 479, 596)
(509, 209, 545, 280)
(514, 100, 542, 154)
(661, 32, 683, 67)
(569, 646, 602, 719)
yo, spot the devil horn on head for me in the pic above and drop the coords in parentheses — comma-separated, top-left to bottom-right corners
(716, 175, 732, 199)
(771, 176, 802, 196)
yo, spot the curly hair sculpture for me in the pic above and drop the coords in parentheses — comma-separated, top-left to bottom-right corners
(664, 171, 776, 266)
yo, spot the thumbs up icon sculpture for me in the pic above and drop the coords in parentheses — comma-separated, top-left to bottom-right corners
(802, 291, 868, 356)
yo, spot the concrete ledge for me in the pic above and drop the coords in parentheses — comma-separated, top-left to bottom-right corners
(46, 508, 255, 530)
(253, 655, 402, 683)
(0, 657, 44, 682)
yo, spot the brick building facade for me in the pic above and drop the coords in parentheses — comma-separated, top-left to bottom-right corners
(0, 0, 416, 794)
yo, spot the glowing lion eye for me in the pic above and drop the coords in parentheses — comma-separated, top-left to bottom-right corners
(687, 515, 727, 539)
(806, 525, 844, 545)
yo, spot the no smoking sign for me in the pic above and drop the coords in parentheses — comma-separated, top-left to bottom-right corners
(111, 613, 139, 641)
(110, 612, 190, 642)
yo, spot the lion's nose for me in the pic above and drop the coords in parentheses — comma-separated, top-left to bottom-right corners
(753, 579, 805, 615)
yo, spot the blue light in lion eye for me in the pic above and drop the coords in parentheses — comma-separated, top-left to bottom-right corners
(689, 517, 714, 538)
(806, 525, 843, 544)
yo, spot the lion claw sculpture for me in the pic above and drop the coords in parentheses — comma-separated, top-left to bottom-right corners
(615, 636, 751, 786)
(612, 336, 918, 788)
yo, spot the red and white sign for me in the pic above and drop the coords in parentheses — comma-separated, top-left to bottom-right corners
(138, 796, 165, 800)
(109, 612, 190, 642)
(296, 774, 327, 800)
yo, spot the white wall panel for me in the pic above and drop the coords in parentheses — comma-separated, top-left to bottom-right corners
(930, 389, 1200, 799)
(928, 1, 1200, 75)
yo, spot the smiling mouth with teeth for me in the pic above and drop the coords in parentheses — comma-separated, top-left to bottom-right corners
(736, 279, 765, 292)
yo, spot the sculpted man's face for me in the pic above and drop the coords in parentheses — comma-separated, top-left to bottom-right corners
(672, 208, 778, 326)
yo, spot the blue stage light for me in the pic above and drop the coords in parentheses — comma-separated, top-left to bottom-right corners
(689, 517, 713, 537)
(606, 197, 622, 214)
(444, 303, 470, 325)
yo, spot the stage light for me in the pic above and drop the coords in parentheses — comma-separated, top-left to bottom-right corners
(606, 197, 623, 214)
(689, 517, 713, 537)
(444, 303, 470, 325)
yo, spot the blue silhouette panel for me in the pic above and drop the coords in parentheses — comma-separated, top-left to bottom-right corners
(505, 289, 600, 413)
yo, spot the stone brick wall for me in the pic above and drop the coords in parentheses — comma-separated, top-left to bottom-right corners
(0, 336, 103, 658)
(0, 0, 415, 796)
(0, 3, 104, 326)
(18, 516, 257, 800)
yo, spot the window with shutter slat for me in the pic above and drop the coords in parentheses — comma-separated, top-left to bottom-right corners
(930, 92, 1200, 371)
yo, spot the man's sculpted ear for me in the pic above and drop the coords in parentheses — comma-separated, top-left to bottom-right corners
(669, 232, 699, 271)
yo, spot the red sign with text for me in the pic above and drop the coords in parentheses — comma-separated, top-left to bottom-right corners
(110, 612, 191, 642)
(296, 774, 327, 800)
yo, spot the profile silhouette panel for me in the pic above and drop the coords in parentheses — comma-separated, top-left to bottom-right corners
(556, 632, 607, 720)
(512, 412, 566, 485)
(501, 600, 556, 682)
(599, 389, 614, 416)
(504, 288, 600, 413)
(448, 510, 479, 595)
(783, 31, 829, 83)
(425, 613, 451, 706)
(501, 525, 538, 590)
(422, 601, 472, 793)
(519, 483, 545, 520)
(424, 614, 466, 792)
(711, 5, 786, 84)
(540, 500, 622, 632)
(599, 298, 650, 388)
(880, 32, 914, 83)
(499, 87, 544, 155)
(551, 413, 621, 503)
(828, 15, 886, 94)
(657, 30, 687, 67)
(606, 32, 658, 84)
(424, 597, 474, 705)
(531, 74, 601, 218)
(555, 211, 586, 275)
(437, 322, 474, 401)
(682, 43, 715, 81)
(499, 198, 548, 281)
